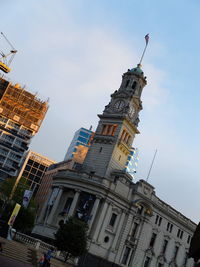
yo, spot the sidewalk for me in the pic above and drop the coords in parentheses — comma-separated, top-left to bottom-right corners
(0, 255, 32, 266)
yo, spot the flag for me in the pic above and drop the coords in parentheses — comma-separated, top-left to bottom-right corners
(8, 203, 21, 226)
(145, 34, 149, 45)
(22, 190, 33, 208)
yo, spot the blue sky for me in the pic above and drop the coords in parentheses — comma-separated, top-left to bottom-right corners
(1, 0, 200, 223)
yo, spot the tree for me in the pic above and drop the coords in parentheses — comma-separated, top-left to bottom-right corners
(0, 177, 36, 233)
(54, 217, 88, 262)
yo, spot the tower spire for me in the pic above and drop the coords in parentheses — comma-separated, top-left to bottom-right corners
(139, 34, 150, 66)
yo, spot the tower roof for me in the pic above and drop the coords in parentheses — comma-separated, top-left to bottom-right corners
(129, 64, 144, 77)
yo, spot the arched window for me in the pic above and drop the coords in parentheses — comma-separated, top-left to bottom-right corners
(125, 80, 130, 88)
(132, 81, 137, 90)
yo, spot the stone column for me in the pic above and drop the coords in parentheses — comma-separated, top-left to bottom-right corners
(47, 187, 63, 225)
(67, 189, 80, 217)
(37, 190, 52, 224)
(92, 200, 109, 241)
(97, 202, 113, 242)
(88, 196, 101, 230)
(111, 211, 126, 250)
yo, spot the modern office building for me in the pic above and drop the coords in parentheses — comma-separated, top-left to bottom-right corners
(14, 150, 55, 197)
(33, 63, 195, 267)
(124, 147, 139, 179)
(0, 76, 48, 180)
(64, 127, 94, 161)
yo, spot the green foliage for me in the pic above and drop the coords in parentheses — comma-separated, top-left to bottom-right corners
(0, 177, 36, 233)
(0, 177, 16, 200)
(54, 217, 88, 261)
(14, 206, 35, 232)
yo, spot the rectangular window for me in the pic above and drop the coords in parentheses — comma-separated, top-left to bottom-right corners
(39, 165, 46, 171)
(121, 247, 131, 265)
(167, 222, 173, 233)
(131, 222, 139, 240)
(149, 233, 157, 248)
(78, 136, 88, 143)
(177, 229, 180, 237)
(31, 168, 37, 174)
(137, 205, 144, 215)
(109, 213, 117, 227)
(180, 230, 183, 239)
(155, 215, 162, 226)
(155, 215, 159, 225)
(5, 159, 13, 166)
(80, 131, 90, 139)
(161, 240, 168, 254)
(187, 235, 191, 244)
(63, 197, 73, 213)
(25, 165, 31, 172)
(174, 246, 179, 259)
(167, 222, 170, 231)
(184, 252, 188, 265)
(102, 124, 107, 135)
(177, 229, 183, 239)
(0, 148, 8, 156)
(144, 256, 151, 267)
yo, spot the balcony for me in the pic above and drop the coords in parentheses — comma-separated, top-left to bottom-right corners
(93, 133, 115, 144)
(53, 168, 110, 188)
(118, 138, 130, 154)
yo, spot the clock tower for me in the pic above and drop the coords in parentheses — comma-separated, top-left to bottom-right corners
(83, 64, 147, 178)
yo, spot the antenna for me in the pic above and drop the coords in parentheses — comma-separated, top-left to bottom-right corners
(146, 149, 157, 182)
(139, 34, 150, 65)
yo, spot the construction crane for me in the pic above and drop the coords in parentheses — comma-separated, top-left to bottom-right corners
(0, 32, 17, 73)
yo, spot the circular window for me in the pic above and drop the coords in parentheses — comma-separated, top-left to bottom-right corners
(104, 236, 109, 243)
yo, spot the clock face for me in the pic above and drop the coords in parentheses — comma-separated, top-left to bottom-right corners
(129, 105, 135, 117)
(114, 100, 125, 111)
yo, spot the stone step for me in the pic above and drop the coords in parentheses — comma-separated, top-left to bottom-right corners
(0, 237, 35, 265)
(0, 252, 32, 265)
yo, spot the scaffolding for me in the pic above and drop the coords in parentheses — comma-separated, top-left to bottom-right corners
(0, 77, 48, 133)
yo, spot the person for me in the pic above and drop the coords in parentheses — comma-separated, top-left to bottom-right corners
(41, 253, 50, 267)
(42, 248, 54, 267)
(0, 241, 3, 253)
(38, 253, 45, 266)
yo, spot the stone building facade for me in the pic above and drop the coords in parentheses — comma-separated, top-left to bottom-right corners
(33, 63, 196, 267)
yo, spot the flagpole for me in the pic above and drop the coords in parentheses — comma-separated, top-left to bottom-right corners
(139, 43, 148, 65)
(139, 34, 149, 65)
(146, 149, 157, 182)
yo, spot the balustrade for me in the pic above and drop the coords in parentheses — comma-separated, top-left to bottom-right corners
(13, 231, 76, 263)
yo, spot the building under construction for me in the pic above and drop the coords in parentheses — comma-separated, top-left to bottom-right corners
(0, 76, 48, 180)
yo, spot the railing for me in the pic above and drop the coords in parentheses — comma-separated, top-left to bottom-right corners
(14, 231, 77, 264)
(14, 232, 54, 251)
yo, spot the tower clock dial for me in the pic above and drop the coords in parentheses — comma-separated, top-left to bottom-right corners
(114, 100, 125, 111)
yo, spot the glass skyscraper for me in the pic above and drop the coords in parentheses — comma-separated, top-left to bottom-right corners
(64, 127, 94, 161)
(124, 147, 139, 179)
